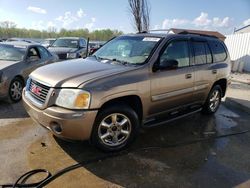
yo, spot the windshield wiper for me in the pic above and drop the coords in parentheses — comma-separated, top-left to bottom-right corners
(111, 59, 130, 66)
(93, 56, 131, 66)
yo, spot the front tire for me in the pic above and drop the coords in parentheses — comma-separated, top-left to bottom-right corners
(202, 85, 222, 114)
(91, 104, 139, 152)
(8, 77, 24, 103)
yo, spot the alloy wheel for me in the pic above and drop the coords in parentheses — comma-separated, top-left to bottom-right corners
(10, 80, 23, 101)
(209, 90, 220, 112)
(98, 113, 132, 147)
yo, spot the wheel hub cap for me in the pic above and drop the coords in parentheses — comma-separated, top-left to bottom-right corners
(98, 113, 131, 147)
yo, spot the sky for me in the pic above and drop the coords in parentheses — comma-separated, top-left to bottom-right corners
(0, 0, 250, 35)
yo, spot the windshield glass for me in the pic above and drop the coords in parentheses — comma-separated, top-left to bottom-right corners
(94, 36, 161, 65)
(0, 45, 26, 61)
(41, 39, 55, 45)
(52, 39, 78, 48)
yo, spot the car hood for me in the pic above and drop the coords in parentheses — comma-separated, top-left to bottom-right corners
(48, 47, 77, 54)
(0, 60, 20, 70)
(30, 58, 135, 88)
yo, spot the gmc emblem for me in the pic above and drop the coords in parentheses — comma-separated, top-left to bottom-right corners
(31, 85, 42, 96)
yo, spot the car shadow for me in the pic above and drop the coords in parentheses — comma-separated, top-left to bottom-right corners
(55, 112, 220, 187)
(0, 100, 29, 119)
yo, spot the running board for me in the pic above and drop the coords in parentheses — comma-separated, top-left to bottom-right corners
(142, 108, 202, 128)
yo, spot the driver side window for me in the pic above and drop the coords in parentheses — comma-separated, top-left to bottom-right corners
(27, 47, 41, 59)
(160, 41, 190, 68)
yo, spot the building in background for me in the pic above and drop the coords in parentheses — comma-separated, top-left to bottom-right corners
(234, 24, 250, 34)
(225, 25, 250, 72)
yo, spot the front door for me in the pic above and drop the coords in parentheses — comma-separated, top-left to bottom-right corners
(149, 39, 194, 116)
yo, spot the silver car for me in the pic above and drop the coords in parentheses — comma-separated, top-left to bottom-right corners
(0, 41, 58, 102)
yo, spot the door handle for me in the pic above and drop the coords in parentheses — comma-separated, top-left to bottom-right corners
(185, 74, 192, 79)
(212, 69, 217, 74)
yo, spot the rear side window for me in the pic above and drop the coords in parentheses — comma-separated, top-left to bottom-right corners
(209, 40, 227, 62)
(193, 41, 212, 65)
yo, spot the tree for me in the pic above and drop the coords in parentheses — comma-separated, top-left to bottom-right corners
(0, 21, 16, 28)
(128, 0, 150, 32)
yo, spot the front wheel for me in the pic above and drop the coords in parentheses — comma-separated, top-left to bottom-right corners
(8, 77, 24, 103)
(202, 85, 222, 114)
(91, 104, 139, 152)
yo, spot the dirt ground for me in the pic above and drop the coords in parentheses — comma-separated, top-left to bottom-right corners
(0, 89, 250, 187)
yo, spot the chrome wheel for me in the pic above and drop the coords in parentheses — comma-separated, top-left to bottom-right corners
(10, 80, 23, 101)
(98, 113, 132, 147)
(209, 90, 220, 112)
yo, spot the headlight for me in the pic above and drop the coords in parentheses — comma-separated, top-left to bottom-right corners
(55, 89, 91, 109)
(67, 52, 77, 59)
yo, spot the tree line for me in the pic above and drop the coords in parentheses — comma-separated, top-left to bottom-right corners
(0, 22, 123, 41)
(0, 0, 150, 41)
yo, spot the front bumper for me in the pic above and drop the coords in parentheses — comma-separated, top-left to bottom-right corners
(22, 91, 98, 141)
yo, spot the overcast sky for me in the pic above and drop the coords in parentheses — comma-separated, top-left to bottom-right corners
(0, 0, 250, 34)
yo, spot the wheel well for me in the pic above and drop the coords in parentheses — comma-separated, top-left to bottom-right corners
(14, 75, 25, 85)
(212, 79, 227, 97)
(100, 95, 143, 122)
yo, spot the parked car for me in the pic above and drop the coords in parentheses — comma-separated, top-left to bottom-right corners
(41, 38, 56, 48)
(0, 41, 58, 102)
(0, 38, 7, 42)
(88, 41, 105, 55)
(6, 38, 39, 44)
(48, 37, 87, 60)
(23, 31, 231, 151)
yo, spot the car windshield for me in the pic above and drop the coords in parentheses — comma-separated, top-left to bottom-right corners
(41, 39, 55, 45)
(0, 44, 26, 61)
(51, 39, 78, 48)
(94, 36, 162, 65)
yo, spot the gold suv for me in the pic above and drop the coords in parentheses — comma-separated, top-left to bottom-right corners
(23, 31, 231, 151)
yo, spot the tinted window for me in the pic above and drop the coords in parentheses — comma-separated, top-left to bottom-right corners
(209, 40, 227, 62)
(205, 43, 212, 63)
(193, 42, 206, 65)
(160, 41, 190, 68)
(37, 46, 51, 59)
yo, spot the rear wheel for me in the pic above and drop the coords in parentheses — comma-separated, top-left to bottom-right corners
(9, 77, 24, 103)
(202, 85, 222, 114)
(91, 104, 139, 152)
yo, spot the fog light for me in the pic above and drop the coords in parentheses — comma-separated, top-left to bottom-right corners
(50, 122, 62, 134)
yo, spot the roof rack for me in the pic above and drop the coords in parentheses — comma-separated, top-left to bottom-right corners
(136, 28, 226, 41)
(178, 31, 218, 38)
(148, 29, 170, 34)
(137, 29, 170, 34)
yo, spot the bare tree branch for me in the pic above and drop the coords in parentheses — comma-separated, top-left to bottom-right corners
(128, 0, 150, 32)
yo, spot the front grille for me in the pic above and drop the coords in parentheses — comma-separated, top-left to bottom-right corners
(58, 53, 67, 59)
(28, 79, 50, 104)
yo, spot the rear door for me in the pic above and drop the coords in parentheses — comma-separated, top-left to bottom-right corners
(149, 38, 195, 116)
(192, 38, 216, 104)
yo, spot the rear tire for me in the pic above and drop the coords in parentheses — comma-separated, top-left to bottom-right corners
(202, 85, 222, 114)
(91, 104, 139, 152)
(8, 77, 24, 103)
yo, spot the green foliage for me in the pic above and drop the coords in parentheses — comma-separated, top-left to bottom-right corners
(0, 27, 123, 41)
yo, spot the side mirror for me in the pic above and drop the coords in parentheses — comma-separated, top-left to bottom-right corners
(159, 59, 178, 70)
